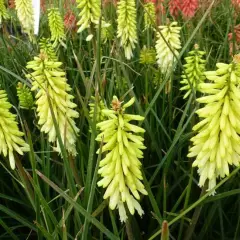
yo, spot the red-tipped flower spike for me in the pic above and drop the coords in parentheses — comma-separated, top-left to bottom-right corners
(181, 0, 198, 18)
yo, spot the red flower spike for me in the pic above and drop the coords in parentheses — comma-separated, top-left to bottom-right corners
(232, 0, 240, 9)
(181, 0, 198, 19)
(40, 0, 46, 13)
(228, 24, 240, 42)
(169, 0, 182, 18)
(64, 10, 77, 31)
(228, 24, 240, 56)
(155, 0, 165, 25)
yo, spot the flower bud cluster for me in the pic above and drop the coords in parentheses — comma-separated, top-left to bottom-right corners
(188, 57, 240, 193)
(96, 96, 148, 222)
(0, 88, 29, 169)
(180, 45, 206, 99)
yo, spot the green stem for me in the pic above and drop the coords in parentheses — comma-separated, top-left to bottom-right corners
(183, 185, 207, 240)
(177, 168, 194, 239)
(126, 219, 135, 240)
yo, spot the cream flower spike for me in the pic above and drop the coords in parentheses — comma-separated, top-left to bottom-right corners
(0, 88, 29, 169)
(15, 0, 34, 36)
(117, 0, 138, 59)
(96, 96, 148, 222)
(26, 51, 79, 156)
(155, 21, 181, 74)
(188, 55, 240, 194)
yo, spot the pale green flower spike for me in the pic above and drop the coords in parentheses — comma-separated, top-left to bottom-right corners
(26, 51, 79, 156)
(143, 2, 156, 30)
(48, 8, 65, 47)
(0, 0, 9, 24)
(17, 82, 34, 109)
(155, 21, 181, 74)
(140, 46, 156, 65)
(76, 0, 100, 33)
(15, 0, 34, 36)
(0, 88, 29, 169)
(180, 44, 206, 99)
(96, 96, 148, 223)
(188, 55, 240, 194)
(117, 0, 138, 59)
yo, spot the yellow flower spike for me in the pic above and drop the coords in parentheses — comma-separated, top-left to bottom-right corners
(0, 88, 29, 169)
(15, 0, 34, 36)
(188, 57, 240, 194)
(155, 21, 181, 74)
(0, 0, 9, 24)
(96, 96, 147, 222)
(117, 0, 138, 59)
(26, 51, 79, 156)
(76, 0, 100, 33)
(180, 44, 206, 99)
(48, 8, 65, 47)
